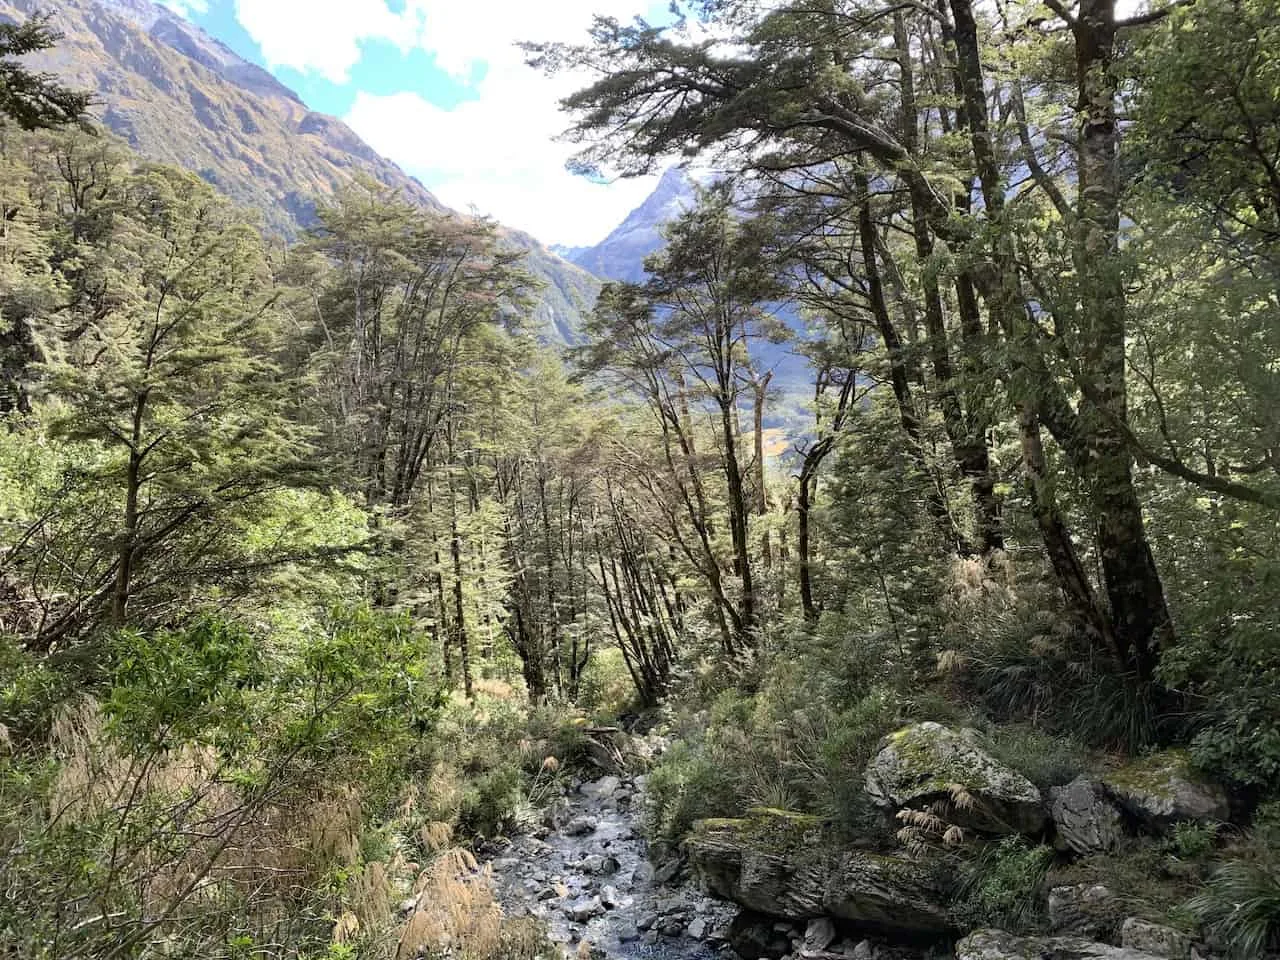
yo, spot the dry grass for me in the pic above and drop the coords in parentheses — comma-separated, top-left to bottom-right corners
(396, 849, 501, 960)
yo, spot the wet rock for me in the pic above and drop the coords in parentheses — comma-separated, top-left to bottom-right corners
(687, 809, 954, 938)
(618, 924, 640, 943)
(803, 918, 837, 954)
(1049, 778, 1126, 855)
(662, 920, 686, 937)
(600, 885, 624, 909)
(653, 856, 685, 885)
(1048, 884, 1122, 941)
(581, 775, 622, 800)
(565, 896, 604, 922)
(1120, 918, 1194, 959)
(564, 815, 599, 836)
(865, 722, 1046, 835)
(688, 917, 709, 939)
(637, 913, 659, 931)
(957, 928, 1166, 959)
(1101, 752, 1229, 831)
(851, 941, 874, 960)
(728, 910, 792, 960)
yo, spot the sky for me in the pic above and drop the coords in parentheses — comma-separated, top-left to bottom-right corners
(158, 0, 671, 247)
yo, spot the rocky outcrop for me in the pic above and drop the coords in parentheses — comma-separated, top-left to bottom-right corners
(686, 809, 954, 938)
(957, 928, 1167, 959)
(865, 723, 1046, 836)
(1119, 918, 1194, 959)
(1048, 884, 1124, 941)
(1100, 752, 1228, 831)
(1050, 779, 1126, 855)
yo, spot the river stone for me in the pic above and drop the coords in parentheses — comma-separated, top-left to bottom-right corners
(688, 917, 709, 939)
(1050, 778, 1126, 854)
(865, 722, 1046, 835)
(1048, 884, 1122, 940)
(1120, 918, 1194, 959)
(803, 918, 837, 954)
(957, 929, 1167, 959)
(686, 809, 954, 938)
(564, 815, 599, 836)
(653, 855, 684, 885)
(728, 910, 792, 960)
(566, 896, 604, 922)
(581, 775, 622, 800)
(1101, 752, 1228, 831)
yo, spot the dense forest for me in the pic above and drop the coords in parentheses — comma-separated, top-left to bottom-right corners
(1, 2, 1279, 959)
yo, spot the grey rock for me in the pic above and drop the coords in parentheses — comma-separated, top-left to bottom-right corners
(803, 918, 837, 954)
(729, 911, 793, 960)
(398, 897, 418, 915)
(688, 917, 709, 940)
(600, 884, 623, 909)
(1101, 752, 1229, 831)
(565, 896, 604, 922)
(637, 913, 659, 932)
(1050, 778, 1127, 855)
(618, 925, 640, 943)
(653, 856, 685, 885)
(1120, 918, 1194, 959)
(957, 929, 1166, 959)
(662, 920, 686, 937)
(564, 815, 599, 836)
(851, 941, 874, 960)
(687, 810, 954, 938)
(864, 722, 1046, 835)
(1048, 884, 1123, 941)
(582, 776, 621, 798)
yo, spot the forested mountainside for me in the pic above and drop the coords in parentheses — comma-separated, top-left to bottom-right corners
(3, 2, 1280, 960)
(0, 0, 600, 342)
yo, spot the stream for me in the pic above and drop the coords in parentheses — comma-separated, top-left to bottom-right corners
(480, 770, 736, 960)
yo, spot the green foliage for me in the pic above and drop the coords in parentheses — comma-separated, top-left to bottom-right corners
(981, 725, 1091, 791)
(644, 738, 741, 844)
(953, 837, 1055, 933)
(1186, 858, 1280, 958)
(459, 763, 524, 839)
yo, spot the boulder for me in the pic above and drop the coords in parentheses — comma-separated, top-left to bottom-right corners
(564, 815, 599, 836)
(1100, 752, 1228, 831)
(865, 722, 1046, 835)
(957, 929, 1167, 960)
(803, 917, 837, 954)
(686, 809, 954, 938)
(1120, 918, 1193, 959)
(565, 896, 604, 922)
(688, 917, 708, 940)
(727, 910, 793, 960)
(581, 775, 622, 800)
(1048, 884, 1123, 941)
(1050, 778, 1126, 855)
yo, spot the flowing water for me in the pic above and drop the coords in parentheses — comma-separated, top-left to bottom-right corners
(481, 771, 737, 960)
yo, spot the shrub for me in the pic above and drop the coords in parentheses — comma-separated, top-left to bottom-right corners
(1186, 858, 1280, 958)
(953, 836, 1055, 933)
(982, 724, 1092, 790)
(458, 763, 523, 839)
(644, 739, 741, 844)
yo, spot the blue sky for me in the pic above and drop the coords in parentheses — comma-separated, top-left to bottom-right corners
(160, 0, 670, 246)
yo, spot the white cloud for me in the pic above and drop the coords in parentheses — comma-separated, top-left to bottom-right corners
(233, 0, 418, 83)
(160, 0, 209, 15)
(228, 0, 672, 244)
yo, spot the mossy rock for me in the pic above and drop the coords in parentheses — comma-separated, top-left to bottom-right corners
(865, 722, 1047, 836)
(686, 809, 954, 938)
(1101, 751, 1228, 830)
(956, 928, 1167, 959)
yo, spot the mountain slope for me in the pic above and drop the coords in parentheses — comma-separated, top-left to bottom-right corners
(559, 167, 700, 283)
(0, 0, 599, 341)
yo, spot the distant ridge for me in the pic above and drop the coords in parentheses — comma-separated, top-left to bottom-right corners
(0, 0, 600, 343)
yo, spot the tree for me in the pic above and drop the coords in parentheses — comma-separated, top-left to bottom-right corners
(0, 15, 92, 131)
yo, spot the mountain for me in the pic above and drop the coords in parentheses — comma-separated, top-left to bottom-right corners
(560, 167, 701, 283)
(0, 0, 599, 342)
